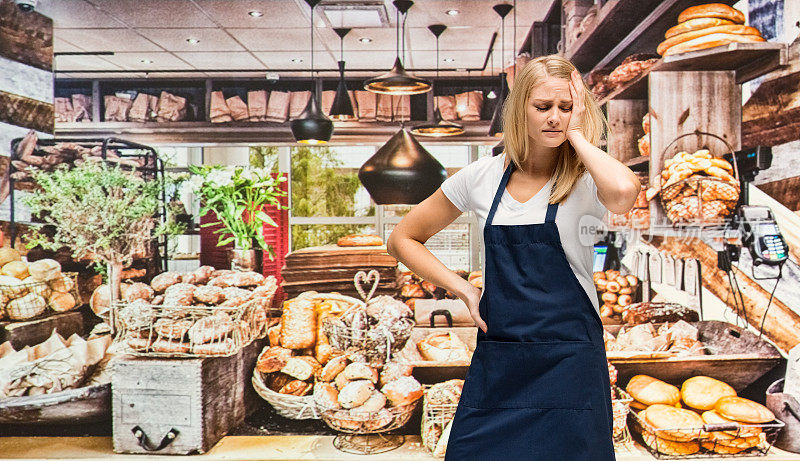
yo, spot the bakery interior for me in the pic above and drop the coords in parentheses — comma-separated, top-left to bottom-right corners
(1, 0, 800, 459)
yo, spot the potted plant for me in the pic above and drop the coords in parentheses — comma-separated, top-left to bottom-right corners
(185, 165, 287, 271)
(22, 161, 184, 315)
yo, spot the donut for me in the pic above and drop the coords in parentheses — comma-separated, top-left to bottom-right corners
(605, 281, 621, 293)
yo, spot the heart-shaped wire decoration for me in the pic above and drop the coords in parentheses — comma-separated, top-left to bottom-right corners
(354, 270, 380, 302)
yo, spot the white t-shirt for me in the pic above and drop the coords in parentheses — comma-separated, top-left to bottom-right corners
(441, 154, 608, 315)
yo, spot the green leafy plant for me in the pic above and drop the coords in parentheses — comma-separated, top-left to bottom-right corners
(22, 161, 182, 302)
(187, 165, 287, 256)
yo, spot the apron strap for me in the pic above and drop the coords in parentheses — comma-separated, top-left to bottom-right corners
(487, 162, 515, 226)
(545, 201, 559, 223)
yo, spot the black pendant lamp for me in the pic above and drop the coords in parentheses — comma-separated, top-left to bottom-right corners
(363, 0, 431, 96)
(291, 0, 333, 144)
(359, 128, 447, 204)
(411, 25, 464, 138)
(488, 3, 512, 138)
(330, 27, 355, 120)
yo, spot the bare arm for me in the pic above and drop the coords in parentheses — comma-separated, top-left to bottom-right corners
(569, 134, 641, 214)
(386, 189, 487, 332)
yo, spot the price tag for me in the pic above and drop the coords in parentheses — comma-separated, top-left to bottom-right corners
(635, 250, 649, 281)
(649, 252, 663, 284)
(663, 254, 675, 286)
(684, 259, 698, 296)
(674, 258, 684, 291)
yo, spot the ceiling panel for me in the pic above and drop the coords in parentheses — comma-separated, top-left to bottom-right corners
(103, 52, 195, 70)
(89, 0, 217, 28)
(251, 51, 337, 70)
(137, 28, 245, 52)
(53, 38, 84, 53)
(228, 28, 318, 52)
(194, 0, 306, 29)
(38, 0, 126, 28)
(175, 51, 266, 70)
(55, 28, 163, 53)
(407, 50, 488, 69)
(55, 54, 123, 71)
(331, 50, 398, 71)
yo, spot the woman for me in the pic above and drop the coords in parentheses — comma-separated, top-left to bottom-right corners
(387, 55, 640, 459)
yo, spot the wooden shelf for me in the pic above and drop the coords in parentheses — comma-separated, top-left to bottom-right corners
(54, 120, 496, 145)
(598, 70, 650, 105)
(654, 42, 788, 83)
(567, 0, 739, 73)
(624, 156, 650, 172)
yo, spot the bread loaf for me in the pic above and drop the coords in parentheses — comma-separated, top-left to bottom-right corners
(626, 375, 681, 406)
(678, 3, 745, 24)
(381, 375, 423, 406)
(644, 404, 704, 442)
(417, 331, 471, 362)
(28, 259, 61, 281)
(338, 380, 374, 409)
(663, 33, 765, 56)
(666, 17, 736, 38)
(701, 410, 762, 438)
(658, 25, 761, 55)
(714, 396, 775, 423)
(336, 234, 383, 246)
(681, 376, 736, 410)
(280, 298, 316, 349)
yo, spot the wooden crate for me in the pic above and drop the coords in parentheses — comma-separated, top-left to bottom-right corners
(0, 310, 84, 349)
(112, 339, 264, 455)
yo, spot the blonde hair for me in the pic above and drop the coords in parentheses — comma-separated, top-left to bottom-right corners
(502, 54, 608, 204)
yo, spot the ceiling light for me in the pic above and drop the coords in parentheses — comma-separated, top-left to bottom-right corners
(412, 24, 463, 138)
(443, 57, 454, 62)
(446, 9, 459, 16)
(330, 28, 355, 121)
(186, 38, 200, 44)
(291, 58, 303, 63)
(364, 0, 431, 96)
(359, 37, 372, 43)
(291, 0, 333, 144)
(489, 3, 512, 137)
(487, 89, 497, 99)
(140, 59, 153, 64)
(248, 10, 263, 17)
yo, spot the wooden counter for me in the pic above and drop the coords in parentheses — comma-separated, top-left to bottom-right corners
(1, 436, 799, 460)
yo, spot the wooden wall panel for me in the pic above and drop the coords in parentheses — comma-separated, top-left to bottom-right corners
(0, 90, 54, 134)
(607, 99, 648, 163)
(756, 176, 800, 211)
(0, 0, 52, 71)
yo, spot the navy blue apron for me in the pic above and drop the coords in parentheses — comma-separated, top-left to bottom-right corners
(444, 162, 615, 460)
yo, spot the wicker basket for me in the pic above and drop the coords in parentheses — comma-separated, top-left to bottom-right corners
(657, 132, 740, 227)
(612, 386, 634, 443)
(421, 386, 460, 456)
(111, 289, 274, 358)
(251, 369, 319, 420)
(320, 399, 420, 434)
(0, 272, 81, 321)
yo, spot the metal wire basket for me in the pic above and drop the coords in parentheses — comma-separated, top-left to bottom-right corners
(629, 407, 785, 458)
(111, 292, 274, 358)
(320, 399, 420, 434)
(657, 132, 740, 227)
(0, 272, 81, 321)
(612, 386, 634, 444)
(421, 383, 461, 456)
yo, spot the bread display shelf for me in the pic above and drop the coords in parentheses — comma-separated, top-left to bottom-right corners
(0, 382, 109, 424)
(605, 321, 782, 392)
(397, 327, 476, 384)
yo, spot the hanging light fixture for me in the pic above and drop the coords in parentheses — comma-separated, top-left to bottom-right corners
(359, 128, 447, 205)
(488, 3, 512, 138)
(363, 0, 431, 95)
(411, 24, 463, 138)
(291, 0, 333, 144)
(330, 27, 355, 120)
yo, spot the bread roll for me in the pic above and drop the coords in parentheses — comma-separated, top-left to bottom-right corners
(28, 259, 61, 282)
(681, 376, 736, 410)
(280, 298, 316, 349)
(314, 382, 341, 410)
(644, 404, 704, 442)
(281, 356, 318, 381)
(433, 420, 454, 457)
(666, 17, 736, 38)
(700, 440, 746, 454)
(151, 338, 191, 354)
(350, 390, 387, 413)
(338, 380, 374, 409)
(0, 248, 21, 267)
(417, 331, 471, 362)
(6, 292, 46, 320)
(335, 371, 352, 391)
(715, 396, 775, 423)
(192, 338, 236, 356)
(381, 375, 423, 407)
(318, 355, 348, 382)
(2, 261, 29, 280)
(154, 318, 193, 339)
(678, 3, 745, 24)
(663, 33, 765, 56)
(342, 362, 379, 383)
(267, 324, 281, 346)
(626, 375, 681, 406)
(658, 25, 761, 55)
(48, 291, 77, 312)
(280, 379, 312, 396)
(380, 361, 414, 387)
(256, 346, 293, 373)
(150, 272, 182, 292)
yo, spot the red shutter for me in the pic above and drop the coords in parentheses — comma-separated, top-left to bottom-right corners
(199, 211, 232, 269)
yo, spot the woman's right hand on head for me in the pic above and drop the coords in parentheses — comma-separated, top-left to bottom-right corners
(461, 283, 487, 333)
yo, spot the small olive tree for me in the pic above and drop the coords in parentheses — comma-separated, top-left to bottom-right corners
(22, 161, 180, 306)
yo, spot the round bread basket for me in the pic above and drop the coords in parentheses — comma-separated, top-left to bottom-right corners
(251, 370, 320, 420)
(319, 399, 420, 434)
(657, 131, 740, 227)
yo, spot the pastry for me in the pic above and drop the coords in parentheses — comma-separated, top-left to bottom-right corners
(281, 356, 319, 381)
(342, 362, 379, 383)
(232, 271, 264, 287)
(318, 355, 348, 382)
(163, 283, 195, 306)
(715, 396, 775, 423)
(338, 380, 375, 409)
(380, 361, 414, 387)
(123, 282, 154, 303)
(191, 338, 235, 356)
(681, 376, 736, 410)
(193, 285, 225, 304)
(337, 234, 383, 246)
(280, 379, 312, 396)
(314, 382, 341, 410)
(151, 338, 191, 354)
(150, 272, 182, 292)
(426, 379, 464, 405)
(335, 371, 352, 391)
(267, 324, 281, 347)
(381, 375, 423, 407)
(192, 265, 216, 285)
(220, 287, 253, 307)
(256, 346, 294, 373)
(644, 404, 704, 441)
(280, 298, 316, 349)
(677, 3, 745, 24)
(188, 311, 235, 344)
(626, 375, 681, 406)
(401, 283, 426, 299)
(417, 331, 471, 362)
(434, 420, 454, 457)
(154, 318, 193, 339)
(127, 336, 153, 351)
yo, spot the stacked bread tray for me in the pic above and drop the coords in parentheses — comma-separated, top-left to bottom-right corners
(281, 244, 398, 300)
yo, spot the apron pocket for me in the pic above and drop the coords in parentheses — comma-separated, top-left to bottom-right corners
(459, 340, 596, 410)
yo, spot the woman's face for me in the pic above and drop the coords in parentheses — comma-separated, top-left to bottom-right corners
(526, 75, 573, 148)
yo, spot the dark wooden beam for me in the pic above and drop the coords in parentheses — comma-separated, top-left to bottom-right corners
(755, 176, 800, 211)
(0, 90, 54, 133)
(0, 0, 53, 71)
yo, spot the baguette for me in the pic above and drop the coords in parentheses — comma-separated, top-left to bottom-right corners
(665, 17, 736, 38)
(678, 3, 745, 24)
(663, 33, 764, 56)
(658, 25, 761, 55)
